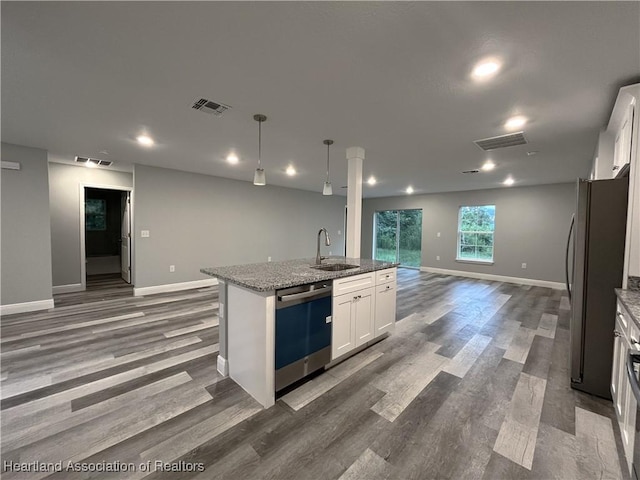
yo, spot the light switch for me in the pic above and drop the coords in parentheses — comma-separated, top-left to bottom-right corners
(141, 230, 150, 238)
(437, 232, 441, 237)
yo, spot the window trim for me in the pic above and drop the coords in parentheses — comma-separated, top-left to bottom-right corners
(456, 204, 496, 264)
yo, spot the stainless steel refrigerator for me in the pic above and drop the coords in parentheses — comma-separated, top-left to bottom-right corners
(566, 177, 628, 399)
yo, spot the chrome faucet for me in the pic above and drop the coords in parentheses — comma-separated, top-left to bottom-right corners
(316, 228, 331, 265)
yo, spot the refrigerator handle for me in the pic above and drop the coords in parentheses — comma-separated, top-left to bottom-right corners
(565, 214, 575, 301)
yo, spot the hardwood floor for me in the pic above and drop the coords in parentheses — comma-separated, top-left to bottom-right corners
(0, 269, 628, 479)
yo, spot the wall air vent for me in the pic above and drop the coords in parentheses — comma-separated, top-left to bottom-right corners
(191, 98, 231, 116)
(75, 156, 112, 166)
(462, 169, 480, 174)
(474, 131, 527, 151)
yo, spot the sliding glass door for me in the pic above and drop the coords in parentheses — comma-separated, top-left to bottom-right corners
(374, 209, 422, 268)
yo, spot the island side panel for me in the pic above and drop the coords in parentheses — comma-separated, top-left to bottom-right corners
(217, 280, 229, 376)
(227, 283, 275, 408)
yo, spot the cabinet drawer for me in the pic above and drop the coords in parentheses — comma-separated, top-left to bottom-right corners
(376, 268, 396, 285)
(333, 272, 375, 297)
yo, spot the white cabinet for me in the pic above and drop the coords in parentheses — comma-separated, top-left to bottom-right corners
(375, 268, 397, 337)
(331, 284, 374, 360)
(611, 299, 639, 476)
(331, 268, 397, 361)
(613, 103, 635, 177)
(332, 292, 357, 359)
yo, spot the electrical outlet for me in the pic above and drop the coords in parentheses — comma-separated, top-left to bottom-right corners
(338, 230, 342, 235)
(436, 255, 440, 261)
(329, 251, 332, 255)
(268, 256, 272, 262)
(437, 232, 441, 237)
(169, 265, 175, 272)
(521, 263, 527, 269)
(141, 230, 150, 238)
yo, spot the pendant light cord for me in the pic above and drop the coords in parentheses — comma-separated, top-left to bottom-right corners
(258, 120, 262, 169)
(326, 143, 330, 181)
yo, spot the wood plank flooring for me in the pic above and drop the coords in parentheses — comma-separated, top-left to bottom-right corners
(1, 269, 629, 479)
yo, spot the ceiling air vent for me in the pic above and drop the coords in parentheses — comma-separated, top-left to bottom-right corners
(75, 156, 112, 166)
(474, 131, 527, 151)
(191, 98, 231, 116)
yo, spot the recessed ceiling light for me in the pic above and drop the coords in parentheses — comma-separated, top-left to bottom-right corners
(481, 160, 496, 171)
(471, 58, 502, 80)
(286, 165, 296, 176)
(226, 153, 239, 165)
(406, 186, 414, 194)
(367, 176, 377, 186)
(503, 177, 515, 186)
(136, 135, 154, 147)
(504, 116, 527, 131)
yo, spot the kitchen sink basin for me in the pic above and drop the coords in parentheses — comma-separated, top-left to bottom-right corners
(310, 263, 360, 272)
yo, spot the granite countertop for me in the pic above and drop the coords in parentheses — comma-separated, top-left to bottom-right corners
(201, 257, 398, 292)
(616, 288, 640, 327)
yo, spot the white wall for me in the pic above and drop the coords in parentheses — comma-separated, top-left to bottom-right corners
(133, 164, 346, 289)
(362, 183, 575, 284)
(48, 162, 132, 287)
(1, 143, 53, 307)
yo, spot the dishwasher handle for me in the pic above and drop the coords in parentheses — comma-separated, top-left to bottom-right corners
(627, 351, 640, 403)
(278, 285, 332, 303)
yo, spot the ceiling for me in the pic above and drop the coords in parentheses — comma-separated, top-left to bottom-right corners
(2, 2, 639, 197)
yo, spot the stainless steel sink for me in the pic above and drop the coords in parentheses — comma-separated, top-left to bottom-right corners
(310, 263, 359, 272)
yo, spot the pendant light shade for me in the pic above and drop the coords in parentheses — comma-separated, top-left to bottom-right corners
(323, 139, 334, 196)
(253, 114, 267, 186)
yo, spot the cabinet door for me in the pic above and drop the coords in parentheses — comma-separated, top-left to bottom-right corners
(613, 104, 635, 176)
(375, 283, 396, 337)
(354, 288, 374, 347)
(332, 295, 355, 360)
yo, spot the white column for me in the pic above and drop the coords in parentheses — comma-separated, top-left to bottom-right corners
(346, 147, 364, 258)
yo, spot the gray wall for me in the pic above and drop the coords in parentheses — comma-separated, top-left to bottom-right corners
(133, 164, 346, 289)
(362, 183, 575, 283)
(1, 143, 53, 305)
(49, 162, 132, 287)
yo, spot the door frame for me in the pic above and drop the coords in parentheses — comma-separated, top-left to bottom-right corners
(80, 183, 134, 290)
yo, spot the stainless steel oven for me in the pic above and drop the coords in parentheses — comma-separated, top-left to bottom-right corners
(627, 350, 640, 479)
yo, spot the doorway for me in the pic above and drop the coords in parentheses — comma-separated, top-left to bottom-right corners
(82, 186, 132, 289)
(373, 209, 423, 268)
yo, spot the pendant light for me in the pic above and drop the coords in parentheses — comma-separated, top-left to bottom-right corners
(323, 139, 334, 196)
(253, 114, 267, 186)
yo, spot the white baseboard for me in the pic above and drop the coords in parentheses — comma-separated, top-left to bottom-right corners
(0, 298, 54, 316)
(52, 283, 84, 294)
(217, 355, 229, 377)
(420, 266, 566, 290)
(133, 278, 218, 297)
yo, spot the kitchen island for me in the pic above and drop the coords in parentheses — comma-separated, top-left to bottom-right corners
(201, 257, 397, 408)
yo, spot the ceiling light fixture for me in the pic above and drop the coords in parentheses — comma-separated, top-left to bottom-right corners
(504, 115, 527, 131)
(471, 58, 502, 80)
(286, 165, 296, 176)
(503, 176, 515, 186)
(227, 153, 239, 165)
(136, 135, 154, 147)
(406, 186, 414, 194)
(481, 160, 496, 171)
(253, 114, 267, 186)
(367, 176, 377, 186)
(323, 139, 334, 196)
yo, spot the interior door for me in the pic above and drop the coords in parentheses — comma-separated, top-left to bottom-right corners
(120, 191, 131, 283)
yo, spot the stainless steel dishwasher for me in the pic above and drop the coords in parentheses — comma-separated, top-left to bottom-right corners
(275, 281, 332, 391)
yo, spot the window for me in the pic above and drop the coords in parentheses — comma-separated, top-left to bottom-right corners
(457, 205, 495, 262)
(85, 199, 107, 231)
